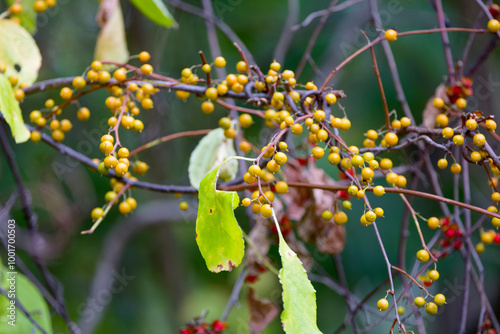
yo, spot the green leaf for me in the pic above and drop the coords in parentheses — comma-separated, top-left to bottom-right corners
(195, 164, 244, 273)
(0, 74, 30, 143)
(94, 0, 129, 64)
(278, 233, 322, 334)
(129, 0, 178, 28)
(6, 0, 37, 34)
(0, 260, 53, 333)
(0, 19, 42, 85)
(188, 128, 238, 189)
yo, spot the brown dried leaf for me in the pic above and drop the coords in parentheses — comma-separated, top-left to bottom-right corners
(293, 164, 346, 254)
(280, 161, 313, 221)
(285, 232, 314, 271)
(298, 204, 345, 255)
(247, 287, 279, 334)
(423, 84, 448, 129)
(94, 0, 129, 63)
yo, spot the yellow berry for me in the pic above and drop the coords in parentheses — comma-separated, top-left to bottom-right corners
(425, 302, 438, 315)
(311, 146, 324, 159)
(465, 119, 477, 130)
(377, 298, 389, 311)
(214, 56, 226, 68)
(488, 19, 500, 33)
(91, 207, 104, 221)
(433, 97, 445, 109)
(60, 87, 73, 100)
(384, 132, 399, 146)
(179, 201, 189, 211)
(416, 249, 430, 263)
(427, 217, 440, 229)
(437, 158, 448, 169)
(456, 98, 467, 109)
(450, 163, 462, 174)
(414, 297, 426, 308)
(485, 119, 497, 132)
(334, 211, 348, 225)
(436, 113, 449, 127)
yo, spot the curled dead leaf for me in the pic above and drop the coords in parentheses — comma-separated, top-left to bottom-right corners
(423, 84, 448, 129)
(285, 232, 314, 271)
(247, 287, 279, 334)
(282, 161, 346, 255)
(280, 161, 314, 221)
(94, 0, 129, 64)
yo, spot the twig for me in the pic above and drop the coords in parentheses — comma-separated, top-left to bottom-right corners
(370, 0, 414, 122)
(0, 124, 79, 333)
(296, 0, 339, 79)
(215, 99, 265, 118)
(400, 194, 438, 263)
(273, 0, 299, 65)
(292, 0, 364, 31)
(198, 51, 211, 86)
(363, 31, 391, 130)
(220, 267, 248, 321)
(169, 0, 256, 65)
(434, 0, 455, 83)
(333, 255, 359, 333)
(460, 156, 472, 334)
(129, 129, 212, 157)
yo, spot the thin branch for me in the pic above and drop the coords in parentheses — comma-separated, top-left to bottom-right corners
(169, 0, 256, 65)
(434, 0, 455, 83)
(364, 31, 391, 130)
(0, 124, 79, 333)
(292, 0, 364, 31)
(220, 267, 248, 321)
(369, 0, 414, 121)
(273, 0, 299, 65)
(129, 129, 211, 157)
(296, 0, 339, 79)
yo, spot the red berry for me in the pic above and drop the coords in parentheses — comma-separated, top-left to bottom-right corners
(454, 241, 463, 250)
(180, 329, 191, 334)
(444, 228, 455, 239)
(493, 233, 500, 244)
(338, 190, 349, 199)
(212, 320, 227, 331)
(245, 275, 258, 283)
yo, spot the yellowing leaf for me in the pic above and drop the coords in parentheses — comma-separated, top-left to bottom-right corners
(0, 74, 30, 143)
(0, 19, 42, 85)
(278, 234, 322, 333)
(195, 164, 244, 273)
(189, 128, 238, 189)
(94, 0, 129, 63)
(129, 0, 178, 28)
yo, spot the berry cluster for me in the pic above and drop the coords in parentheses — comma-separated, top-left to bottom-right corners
(26, 53, 163, 231)
(180, 319, 227, 334)
(7, 0, 57, 24)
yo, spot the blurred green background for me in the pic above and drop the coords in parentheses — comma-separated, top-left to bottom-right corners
(1, 0, 500, 333)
